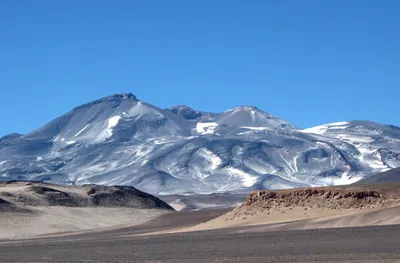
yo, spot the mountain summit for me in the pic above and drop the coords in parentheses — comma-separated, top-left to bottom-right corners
(0, 93, 399, 195)
(215, 106, 296, 129)
(167, 105, 202, 120)
(25, 93, 192, 143)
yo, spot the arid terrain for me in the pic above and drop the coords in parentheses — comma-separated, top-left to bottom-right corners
(2, 181, 400, 239)
(184, 183, 400, 233)
(0, 181, 173, 239)
(1, 213, 399, 263)
(1, 181, 400, 262)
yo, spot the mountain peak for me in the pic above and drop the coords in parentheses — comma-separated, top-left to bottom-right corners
(232, 105, 267, 113)
(235, 105, 259, 111)
(0, 133, 23, 143)
(169, 105, 195, 111)
(120, 93, 137, 100)
(168, 105, 201, 120)
(217, 105, 296, 129)
(224, 106, 273, 116)
(99, 93, 137, 102)
(74, 93, 138, 111)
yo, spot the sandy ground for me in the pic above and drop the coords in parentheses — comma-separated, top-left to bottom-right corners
(0, 181, 87, 195)
(1, 223, 400, 262)
(132, 184, 400, 236)
(4, 201, 399, 240)
(0, 182, 171, 239)
(132, 205, 400, 236)
(176, 185, 400, 234)
(0, 207, 169, 239)
(186, 205, 400, 233)
(188, 207, 359, 231)
(2, 182, 400, 240)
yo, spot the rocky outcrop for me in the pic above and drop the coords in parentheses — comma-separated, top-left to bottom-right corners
(244, 188, 387, 210)
(85, 185, 173, 209)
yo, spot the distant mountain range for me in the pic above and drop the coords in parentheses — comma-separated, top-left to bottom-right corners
(355, 167, 400, 184)
(1, 93, 399, 195)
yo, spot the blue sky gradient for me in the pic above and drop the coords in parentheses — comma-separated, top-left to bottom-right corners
(0, 0, 399, 136)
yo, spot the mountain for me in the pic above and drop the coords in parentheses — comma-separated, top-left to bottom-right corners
(25, 93, 193, 143)
(355, 167, 400, 184)
(213, 106, 296, 129)
(0, 93, 399, 195)
(167, 105, 295, 130)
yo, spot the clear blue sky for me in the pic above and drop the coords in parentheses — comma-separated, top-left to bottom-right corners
(0, 0, 399, 136)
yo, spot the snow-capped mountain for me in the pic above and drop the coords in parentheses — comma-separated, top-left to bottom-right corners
(26, 93, 193, 144)
(0, 93, 399, 195)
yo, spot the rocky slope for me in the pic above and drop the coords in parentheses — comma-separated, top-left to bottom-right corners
(229, 184, 400, 220)
(185, 184, 400, 233)
(0, 181, 173, 239)
(0, 181, 173, 210)
(0, 93, 399, 195)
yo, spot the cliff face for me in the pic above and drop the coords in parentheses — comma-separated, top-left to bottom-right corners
(244, 188, 386, 210)
(226, 184, 400, 220)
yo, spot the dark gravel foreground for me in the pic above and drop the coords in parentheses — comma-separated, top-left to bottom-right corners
(0, 224, 400, 263)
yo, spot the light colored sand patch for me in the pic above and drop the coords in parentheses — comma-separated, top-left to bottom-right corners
(0, 183, 87, 195)
(232, 205, 400, 234)
(168, 202, 187, 211)
(130, 207, 346, 236)
(0, 183, 30, 192)
(182, 207, 359, 232)
(187, 205, 400, 234)
(136, 205, 400, 237)
(0, 207, 168, 239)
(299, 205, 400, 229)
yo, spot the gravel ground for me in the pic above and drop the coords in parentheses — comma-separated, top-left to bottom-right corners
(0, 221, 399, 262)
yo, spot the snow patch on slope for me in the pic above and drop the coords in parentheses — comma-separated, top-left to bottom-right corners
(196, 123, 218, 135)
(240, 126, 268, 131)
(356, 145, 388, 170)
(75, 125, 90, 137)
(225, 167, 258, 187)
(107, 116, 122, 137)
(126, 101, 163, 119)
(301, 121, 349, 134)
(195, 148, 222, 171)
(324, 171, 363, 186)
(88, 115, 122, 142)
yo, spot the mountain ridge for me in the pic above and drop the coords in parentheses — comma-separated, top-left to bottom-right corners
(1, 93, 399, 195)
